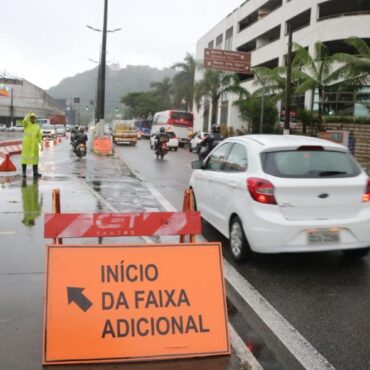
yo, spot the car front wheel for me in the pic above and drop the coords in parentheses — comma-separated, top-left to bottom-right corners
(230, 216, 253, 262)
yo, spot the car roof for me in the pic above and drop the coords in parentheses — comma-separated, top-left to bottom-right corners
(226, 134, 348, 152)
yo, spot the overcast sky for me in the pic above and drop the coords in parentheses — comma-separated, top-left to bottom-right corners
(0, 0, 243, 90)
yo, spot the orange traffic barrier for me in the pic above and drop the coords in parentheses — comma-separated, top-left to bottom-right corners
(180, 188, 196, 243)
(93, 136, 113, 156)
(53, 137, 57, 145)
(44, 140, 50, 148)
(43, 189, 229, 365)
(0, 153, 17, 172)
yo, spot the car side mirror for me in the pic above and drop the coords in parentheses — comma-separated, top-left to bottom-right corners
(191, 160, 205, 170)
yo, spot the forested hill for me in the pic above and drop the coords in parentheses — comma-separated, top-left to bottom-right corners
(47, 65, 176, 118)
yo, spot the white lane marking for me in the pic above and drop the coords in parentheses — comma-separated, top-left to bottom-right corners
(0, 231, 16, 236)
(228, 323, 264, 370)
(128, 165, 334, 370)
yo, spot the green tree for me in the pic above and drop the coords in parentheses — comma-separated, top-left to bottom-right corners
(235, 93, 278, 134)
(194, 69, 247, 126)
(172, 53, 197, 111)
(150, 77, 173, 109)
(121, 91, 164, 118)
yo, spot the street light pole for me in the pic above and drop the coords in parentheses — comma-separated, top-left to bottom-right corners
(10, 87, 14, 127)
(95, 0, 108, 136)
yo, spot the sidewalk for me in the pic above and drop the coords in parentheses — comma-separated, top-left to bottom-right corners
(0, 137, 261, 370)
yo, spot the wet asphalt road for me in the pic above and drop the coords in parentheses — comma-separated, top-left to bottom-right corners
(117, 139, 370, 370)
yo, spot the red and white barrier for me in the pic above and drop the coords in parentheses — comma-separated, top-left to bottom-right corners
(44, 211, 201, 239)
(0, 140, 22, 172)
(0, 140, 22, 155)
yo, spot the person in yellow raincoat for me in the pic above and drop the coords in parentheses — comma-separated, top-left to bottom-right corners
(21, 179, 42, 226)
(21, 112, 43, 178)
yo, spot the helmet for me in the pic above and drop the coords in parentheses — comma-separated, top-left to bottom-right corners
(159, 127, 165, 133)
(79, 126, 85, 133)
(211, 124, 220, 133)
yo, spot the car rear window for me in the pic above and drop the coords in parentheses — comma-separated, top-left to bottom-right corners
(261, 150, 361, 178)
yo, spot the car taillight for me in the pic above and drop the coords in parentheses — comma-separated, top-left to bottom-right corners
(363, 178, 370, 202)
(247, 177, 277, 205)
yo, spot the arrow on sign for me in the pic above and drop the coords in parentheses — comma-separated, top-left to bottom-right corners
(67, 287, 93, 312)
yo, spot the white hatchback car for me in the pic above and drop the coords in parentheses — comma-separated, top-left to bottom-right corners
(190, 135, 370, 261)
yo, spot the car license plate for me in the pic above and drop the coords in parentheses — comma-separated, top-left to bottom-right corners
(307, 229, 339, 245)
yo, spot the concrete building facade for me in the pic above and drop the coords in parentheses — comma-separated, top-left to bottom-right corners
(0, 76, 64, 126)
(194, 0, 370, 132)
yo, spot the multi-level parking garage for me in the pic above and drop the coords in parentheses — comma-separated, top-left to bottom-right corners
(194, 0, 370, 131)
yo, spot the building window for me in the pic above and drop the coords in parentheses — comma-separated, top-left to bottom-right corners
(319, 0, 370, 21)
(322, 92, 355, 116)
(208, 40, 214, 49)
(225, 27, 233, 50)
(286, 9, 311, 34)
(216, 34, 223, 49)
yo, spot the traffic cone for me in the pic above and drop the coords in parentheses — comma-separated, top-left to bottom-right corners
(53, 137, 57, 145)
(58, 137, 62, 143)
(44, 140, 50, 148)
(0, 154, 17, 172)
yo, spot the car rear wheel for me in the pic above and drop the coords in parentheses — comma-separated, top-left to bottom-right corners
(230, 216, 253, 262)
(342, 247, 370, 258)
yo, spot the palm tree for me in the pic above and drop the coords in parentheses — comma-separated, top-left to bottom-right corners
(292, 41, 363, 126)
(252, 66, 287, 102)
(194, 69, 247, 127)
(172, 53, 197, 111)
(333, 37, 370, 102)
(150, 77, 173, 109)
(336, 37, 370, 76)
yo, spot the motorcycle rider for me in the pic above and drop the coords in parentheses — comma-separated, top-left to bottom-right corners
(70, 126, 78, 145)
(73, 126, 88, 153)
(198, 124, 224, 160)
(154, 127, 169, 154)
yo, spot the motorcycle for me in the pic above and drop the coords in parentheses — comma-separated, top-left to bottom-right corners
(155, 141, 169, 160)
(75, 142, 87, 158)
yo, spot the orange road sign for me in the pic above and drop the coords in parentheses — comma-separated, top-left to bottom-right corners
(43, 243, 229, 365)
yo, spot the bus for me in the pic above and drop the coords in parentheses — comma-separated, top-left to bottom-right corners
(134, 119, 152, 138)
(151, 110, 193, 147)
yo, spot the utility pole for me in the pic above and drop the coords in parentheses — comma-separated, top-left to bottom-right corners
(284, 23, 293, 135)
(10, 87, 14, 127)
(96, 0, 108, 136)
